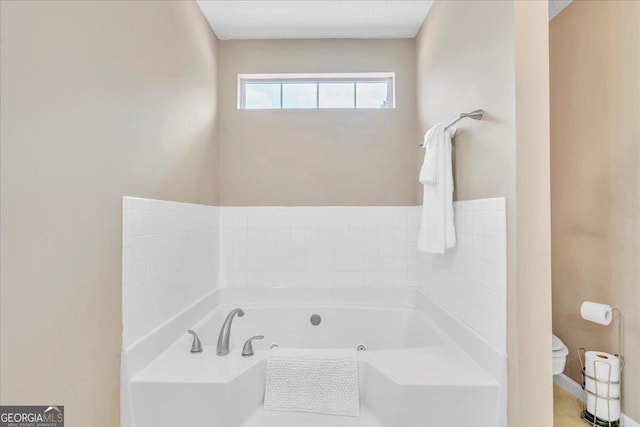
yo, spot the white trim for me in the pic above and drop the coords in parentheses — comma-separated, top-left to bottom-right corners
(238, 72, 395, 81)
(237, 72, 396, 109)
(554, 373, 584, 402)
(554, 374, 640, 427)
(624, 414, 640, 427)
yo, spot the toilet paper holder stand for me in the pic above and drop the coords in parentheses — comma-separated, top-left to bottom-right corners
(578, 308, 624, 427)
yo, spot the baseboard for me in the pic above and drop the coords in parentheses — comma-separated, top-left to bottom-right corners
(554, 373, 584, 402)
(623, 414, 640, 427)
(554, 374, 639, 427)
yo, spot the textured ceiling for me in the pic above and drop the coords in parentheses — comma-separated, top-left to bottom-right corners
(549, 0, 573, 20)
(195, 1, 434, 40)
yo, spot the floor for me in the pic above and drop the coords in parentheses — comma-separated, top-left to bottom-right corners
(554, 384, 586, 427)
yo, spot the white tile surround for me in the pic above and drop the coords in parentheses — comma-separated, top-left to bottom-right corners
(121, 197, 507, 427)
(122, 197, 219, 348)
(418, 198, 507, 352)
(122, 198, 506, 352)
(219, 207, 420, 288)
(123, 196, 635, 427)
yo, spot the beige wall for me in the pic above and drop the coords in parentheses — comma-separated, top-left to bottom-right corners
(0, 1, 219, 426)
(0, 0, 561, 425)
(550, 0, 640, 420)
(416, 1, 552, 424)
(415, 1, 516, 203)
(217, 39, 418, 206)
(512, 2, 553, 423)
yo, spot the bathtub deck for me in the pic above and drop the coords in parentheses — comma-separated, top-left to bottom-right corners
(128, 298, 503, 426)
(240, 407, 384, 427)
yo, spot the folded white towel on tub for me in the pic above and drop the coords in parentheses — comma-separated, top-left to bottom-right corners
(263, 347, 360, 417)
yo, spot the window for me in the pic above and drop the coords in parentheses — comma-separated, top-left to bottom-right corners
(238, 73, 395, 110)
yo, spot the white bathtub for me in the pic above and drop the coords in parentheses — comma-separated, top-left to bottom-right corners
(199, 305, 443, 350)
(128, 289, 504, 427)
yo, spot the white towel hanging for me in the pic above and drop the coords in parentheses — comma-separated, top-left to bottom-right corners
(417, 123, 456, 253)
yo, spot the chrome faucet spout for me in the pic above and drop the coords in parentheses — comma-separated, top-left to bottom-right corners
(217, 308, 245, 356)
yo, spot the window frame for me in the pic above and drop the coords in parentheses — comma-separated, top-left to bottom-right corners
(238, 72, 395, 110)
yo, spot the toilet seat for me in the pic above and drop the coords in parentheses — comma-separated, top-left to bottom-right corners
(552, 334, 568, 375)
(552, 334, 566, 352)
(553, 344, 569, 357)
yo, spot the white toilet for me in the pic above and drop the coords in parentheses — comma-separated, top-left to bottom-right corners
(552, 334, 569, 375)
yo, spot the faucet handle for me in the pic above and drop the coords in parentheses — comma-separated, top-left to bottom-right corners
(187, 330, 203, 353)
(241, 335, 264, 357)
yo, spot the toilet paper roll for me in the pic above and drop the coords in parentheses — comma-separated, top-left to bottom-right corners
(584, 351, 620, 398)
(585, 351, 621, 421)
(580, 301, 613, 326)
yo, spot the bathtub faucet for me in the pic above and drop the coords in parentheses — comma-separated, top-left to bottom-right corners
(217, 308, 245, 356)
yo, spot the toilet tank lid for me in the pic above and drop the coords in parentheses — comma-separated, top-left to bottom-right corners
(552, 334, 565, 351)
